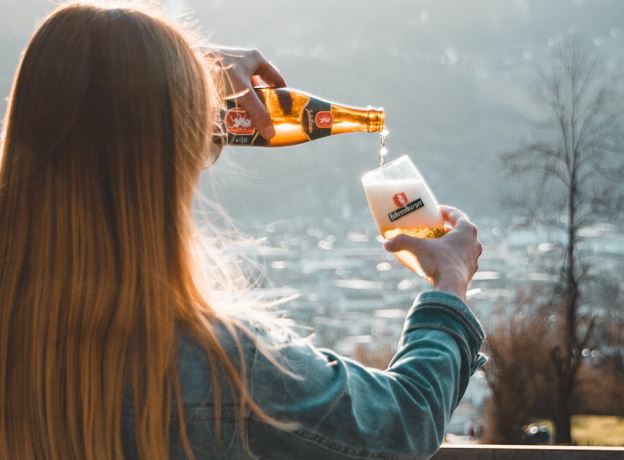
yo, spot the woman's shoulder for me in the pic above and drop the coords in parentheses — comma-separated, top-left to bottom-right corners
(175, 316, 294, 391)
(176, 315, 311, 400)
(176, 318, 254, 389)
(176, 313, 279, 353)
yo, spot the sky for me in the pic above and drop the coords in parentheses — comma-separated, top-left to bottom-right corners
(1, 0, 623, 222)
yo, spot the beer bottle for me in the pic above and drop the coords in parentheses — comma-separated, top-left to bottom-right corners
(221, 87, 385, 147)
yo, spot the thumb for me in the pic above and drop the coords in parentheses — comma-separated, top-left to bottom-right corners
(383, 234, 423, 253)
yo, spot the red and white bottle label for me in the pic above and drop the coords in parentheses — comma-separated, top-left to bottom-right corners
(225, 108, 255, 135)
(314, 111, 333, 129)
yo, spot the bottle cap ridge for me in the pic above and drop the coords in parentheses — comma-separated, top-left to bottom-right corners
(366, 107, 385, 132)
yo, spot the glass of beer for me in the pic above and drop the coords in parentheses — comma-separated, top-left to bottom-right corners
(361, 155, 445, 274)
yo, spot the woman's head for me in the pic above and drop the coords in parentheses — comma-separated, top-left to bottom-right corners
(0, 2, 264, 459)
(3, 0, 219, 225)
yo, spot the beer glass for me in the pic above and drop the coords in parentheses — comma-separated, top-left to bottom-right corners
(361, 155, 445, 274)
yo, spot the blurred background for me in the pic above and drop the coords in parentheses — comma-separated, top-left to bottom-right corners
(2, 0, 623, 447)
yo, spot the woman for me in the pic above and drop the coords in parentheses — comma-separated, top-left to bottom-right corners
(0, 2, 485, 459)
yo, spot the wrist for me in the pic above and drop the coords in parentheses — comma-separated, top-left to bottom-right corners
(432, 275, 467, 301)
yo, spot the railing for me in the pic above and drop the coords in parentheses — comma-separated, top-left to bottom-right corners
(431, 444, 624, 460)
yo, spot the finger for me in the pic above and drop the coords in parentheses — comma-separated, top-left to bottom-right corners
(445, 219, 478, 244)
(255, 57, 287, 88)
(237, 88, 275, 139)
(219, 63, 248, 100)
(439, 205, 468, 226)
(383, 234, 423, 253)
(251, 75, 266, 87)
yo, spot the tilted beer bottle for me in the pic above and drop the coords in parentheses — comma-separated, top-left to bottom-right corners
(221, 87, 385, 147)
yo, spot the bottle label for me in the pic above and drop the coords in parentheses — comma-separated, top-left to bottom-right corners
(224, 99, 267, 146)
(314, 111, 333, 129)
(303, 98, 332, 140)
(225, 108, 255, 135)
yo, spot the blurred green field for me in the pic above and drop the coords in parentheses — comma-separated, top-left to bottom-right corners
(538, 416, 624, 446)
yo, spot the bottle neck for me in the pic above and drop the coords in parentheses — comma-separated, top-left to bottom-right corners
(331, 104, 385, 135)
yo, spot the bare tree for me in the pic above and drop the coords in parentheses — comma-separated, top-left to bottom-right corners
(503, 36, 624, 443)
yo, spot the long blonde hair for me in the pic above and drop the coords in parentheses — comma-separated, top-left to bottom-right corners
(0, 2, 275, 458)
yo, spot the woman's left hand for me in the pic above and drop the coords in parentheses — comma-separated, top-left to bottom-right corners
(206, 47, 286, 140)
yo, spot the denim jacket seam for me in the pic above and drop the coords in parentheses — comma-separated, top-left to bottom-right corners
(287, 427, 415, 460)
(411, 298, 481, 336)
(402, 323, 473, 364)
(411, 302, 481, 341)
(409, 302, 484, 346)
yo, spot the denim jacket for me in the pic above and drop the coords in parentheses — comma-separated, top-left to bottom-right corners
(122, 291, 486, 460)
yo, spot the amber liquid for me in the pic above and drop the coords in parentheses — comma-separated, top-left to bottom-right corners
(224, 87, 384, 146)
(382, 227, 446, 273)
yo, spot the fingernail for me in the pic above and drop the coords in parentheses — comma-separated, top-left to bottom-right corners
(261, 125, 275, 139)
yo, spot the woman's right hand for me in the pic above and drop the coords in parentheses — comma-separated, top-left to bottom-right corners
(383, 206, 482, 301)
(206, 47, 286, 140)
